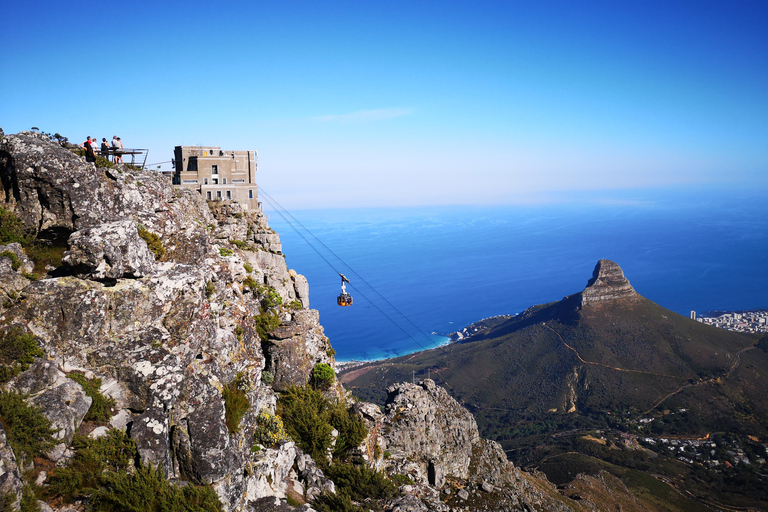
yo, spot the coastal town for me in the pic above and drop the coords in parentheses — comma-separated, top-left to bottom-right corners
(694, 309, 768, 333)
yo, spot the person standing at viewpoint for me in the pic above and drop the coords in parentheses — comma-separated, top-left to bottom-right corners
(113, 136, 124, 164)
(100, 138, 111, 161)
(81, 136, 96, 163)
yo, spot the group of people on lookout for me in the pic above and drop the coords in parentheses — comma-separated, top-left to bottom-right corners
(81, 135, 124, 164)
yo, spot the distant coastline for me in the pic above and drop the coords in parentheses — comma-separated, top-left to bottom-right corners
(337, 307, 768, 374)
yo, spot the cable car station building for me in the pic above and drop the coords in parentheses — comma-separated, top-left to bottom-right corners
(173, 146, 259, 210)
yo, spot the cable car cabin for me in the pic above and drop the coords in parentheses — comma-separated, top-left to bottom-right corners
(337, 292, 353, 307)
(337, 273, 352, 306)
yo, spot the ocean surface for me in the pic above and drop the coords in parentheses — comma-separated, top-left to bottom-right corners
(264, 188, 768, 361)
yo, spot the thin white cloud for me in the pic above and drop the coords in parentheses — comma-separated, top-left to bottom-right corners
(312, 108, 413, 123)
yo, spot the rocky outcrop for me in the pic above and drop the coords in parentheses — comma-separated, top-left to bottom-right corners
(376, 380, 574, 511)
(580, 259, 637, 305)
(0, 131, 330, 510)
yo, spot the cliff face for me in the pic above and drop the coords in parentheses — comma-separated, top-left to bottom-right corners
(0, 130, 576, 512)
(0, 131, 333, 510)
(580, 259, 637, 305)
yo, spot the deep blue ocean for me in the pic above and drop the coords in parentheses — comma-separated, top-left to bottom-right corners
(265, 188, 768, 361)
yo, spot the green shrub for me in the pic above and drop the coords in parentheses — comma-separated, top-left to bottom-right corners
(0, 327, 43, 383)
(277, 386, 367, 465)
(24, 240, 66, 275)
(205, 280, 215, 299)
(327, 401, 367, 457)
(46, 429, 137, 502)
(261, 370, 274, 386)
(233, 325, 244, 341)
(288, 300, 302, 310)
(0, 251, 22, 271)
(137, 228, 165, 260)
(229, 239, 250, 250)
(222, 373, 250, 434)
(325, 462, 397, 501)
(95, 155, 114, 169)
(252, 409, 290, 448)
(0, 391, 56, 461)
(19, 484, 40, 512)
(277, 386, 334, 464)
(312, 491, 364, 512)
(312, 363, 335, 390)
(260, 287, 282, 309)
(67, 372, 116, 422)
(243, 276, 258, 290)
(219, 247, 233, 257)
(254, 311, 281, 341)
(0, 492, 14, 511)
(0, 208, 29, 245)
(90, 464, 223, 512)
(391, 473, 414, 486)
(243, 263, 253, 274)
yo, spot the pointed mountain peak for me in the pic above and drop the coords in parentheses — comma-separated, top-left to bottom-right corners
(580, 259, 637, 305)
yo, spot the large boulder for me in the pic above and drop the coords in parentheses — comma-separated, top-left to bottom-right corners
(62, 220, 157, 279)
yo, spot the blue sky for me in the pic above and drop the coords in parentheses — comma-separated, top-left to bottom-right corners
(2, 0, 767, 209)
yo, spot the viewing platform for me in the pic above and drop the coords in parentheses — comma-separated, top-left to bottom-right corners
(98, 148, 149, 169)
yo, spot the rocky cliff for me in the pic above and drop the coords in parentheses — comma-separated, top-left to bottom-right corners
(580, 259, 637, 305)
(0, 130, 576, 512)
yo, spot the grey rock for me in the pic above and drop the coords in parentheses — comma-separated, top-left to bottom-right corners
(10, 360, 62, 395)
(581, 259, 637, 304)
(0, 424, 23, 509)
(62, 220, 157, 279)
(30, 379, 92, 461)
(132, 408, 173, 475)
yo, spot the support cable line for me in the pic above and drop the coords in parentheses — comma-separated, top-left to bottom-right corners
(258, 187, 500, 416)
(258, 188, 443, 353)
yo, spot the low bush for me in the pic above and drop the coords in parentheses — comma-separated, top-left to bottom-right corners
(223, 373, 250, 434)
(277, 386, 333, 463)
(67, 372, 116, 422)
(0, 208, 28, 245)
(45, 428, 222, 511)
(0, 208, 66, 275)
(242, 276, 258, 290)
(312, 491, 364, 512)
(229, 239, 250, 250)
(243, 262, 253, 274)
(254, 311, 281, 341)
(219, 247, 233, 257)
(91, 464, 223, 512)
(311, 363, 335, 390)
(137, 227, 165, 260)
(327, 402, 367, 457)
(46, 429, 137, 502)
(0, 327, 43, 383)
(261, 370, 274, 386)
(0, 391, 56, 461)
(259, 286, 282, 309)
(325, 462, 397, 502)
(277, 386, 368, 465)
(205, 280, 215, 299)
(253, 409, 290, 448)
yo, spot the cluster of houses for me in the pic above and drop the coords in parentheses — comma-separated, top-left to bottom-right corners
(693, 310, 768, 333)
(638, 434, 767, 469)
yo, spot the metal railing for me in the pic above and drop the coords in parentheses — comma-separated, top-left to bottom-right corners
(99, 148, 149, 169)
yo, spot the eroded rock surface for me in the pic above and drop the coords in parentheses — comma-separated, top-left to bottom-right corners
(580, 258, 637, 305)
